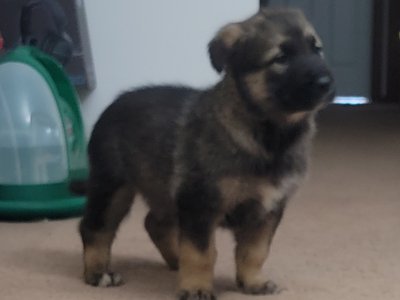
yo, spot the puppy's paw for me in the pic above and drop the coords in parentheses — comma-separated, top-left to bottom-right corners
(238, 279, 281, 295)
(85, 272, 123, 287)
(178, 290, 216, 300)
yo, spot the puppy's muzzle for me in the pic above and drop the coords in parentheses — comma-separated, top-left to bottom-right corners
(280, 55, 334, 112)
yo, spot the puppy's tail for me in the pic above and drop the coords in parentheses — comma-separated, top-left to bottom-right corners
(69, 180, 88, 196)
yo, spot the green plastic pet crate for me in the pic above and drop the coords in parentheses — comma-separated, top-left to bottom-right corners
(0, 46, 88, 220)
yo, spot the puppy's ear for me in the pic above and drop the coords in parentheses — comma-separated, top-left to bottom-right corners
(208, 23, 243, 73)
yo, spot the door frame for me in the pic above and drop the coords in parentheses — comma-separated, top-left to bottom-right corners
(372, 0, 400, 103)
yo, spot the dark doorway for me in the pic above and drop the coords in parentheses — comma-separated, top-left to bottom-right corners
(260, 0, 270, 6)
(372, 0, 400, 103)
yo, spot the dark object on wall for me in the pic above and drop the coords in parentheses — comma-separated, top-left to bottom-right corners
(20, 0, 73, 65)
(260, 0, 270, 7)
(0, 0, 95, 90)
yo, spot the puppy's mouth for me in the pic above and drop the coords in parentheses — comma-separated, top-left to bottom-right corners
(323, 86, 336, 104)
(308, 78, 336, 108)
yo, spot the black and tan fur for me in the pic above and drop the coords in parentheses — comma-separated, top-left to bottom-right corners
(78, 7, 334, 300)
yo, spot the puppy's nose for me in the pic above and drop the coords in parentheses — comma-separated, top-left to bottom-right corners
(315, 75, 332, 91)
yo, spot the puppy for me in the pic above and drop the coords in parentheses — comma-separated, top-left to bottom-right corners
(79, 7, 334, 300)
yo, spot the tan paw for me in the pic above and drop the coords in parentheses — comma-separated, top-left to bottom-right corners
(85, 272, 123, 287)
(238, 279, 281, 295)
(178, 289, 216, 300)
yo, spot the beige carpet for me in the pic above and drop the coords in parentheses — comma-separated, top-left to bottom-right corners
(1, 105, 399, 300)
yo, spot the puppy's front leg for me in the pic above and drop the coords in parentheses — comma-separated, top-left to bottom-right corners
(176, 181, 218, 300)
(178, 233, 216, 300)
(234, 202, 285, 295)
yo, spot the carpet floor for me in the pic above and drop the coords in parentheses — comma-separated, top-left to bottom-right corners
(1, 105, 399, 300)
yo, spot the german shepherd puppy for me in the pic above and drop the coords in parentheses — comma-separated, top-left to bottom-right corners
(79, 7, 334, 300)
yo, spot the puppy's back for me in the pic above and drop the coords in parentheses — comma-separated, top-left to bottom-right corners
(88, 86, 199, 189)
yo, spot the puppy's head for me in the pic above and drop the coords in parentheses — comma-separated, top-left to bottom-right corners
(209, 8, 335, 122)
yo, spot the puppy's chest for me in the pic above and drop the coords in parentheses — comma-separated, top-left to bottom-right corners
(217, 175, 298, 213)
(249, 120, 310, 180)
(214, 123, 308, 212)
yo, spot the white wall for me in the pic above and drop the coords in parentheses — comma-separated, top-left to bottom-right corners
(81, 0, 258, 134)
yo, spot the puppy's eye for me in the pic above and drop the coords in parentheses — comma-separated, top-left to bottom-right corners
(272, 52, 289, 65)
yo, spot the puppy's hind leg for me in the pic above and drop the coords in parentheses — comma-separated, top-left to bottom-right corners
(145, 212, 179, 270)
(79, 179, 135, 287)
